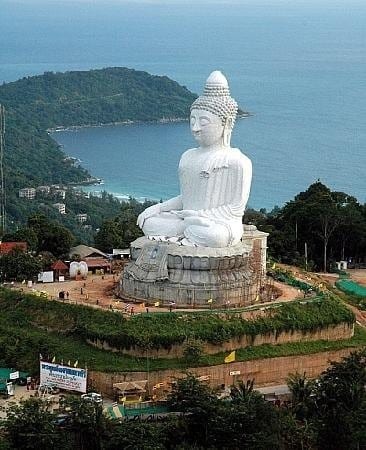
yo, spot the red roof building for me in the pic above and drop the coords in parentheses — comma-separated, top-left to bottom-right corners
(50, 260, 68, 271)
(50, 260, 69, 281)
(0, 242, 27, 254)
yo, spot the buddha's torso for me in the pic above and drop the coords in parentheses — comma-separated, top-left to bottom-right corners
(178, 147, 249, 216)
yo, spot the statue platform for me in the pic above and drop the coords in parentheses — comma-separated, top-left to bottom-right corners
(120, 225, 268, 308)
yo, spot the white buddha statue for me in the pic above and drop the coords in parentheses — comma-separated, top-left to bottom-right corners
(137, 71, 252, 248)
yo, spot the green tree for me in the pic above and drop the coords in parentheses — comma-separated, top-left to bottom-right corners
(278, 409, 316, 450)
(59, 396, 108, 450)
(167, 374, 218, 446)
(200, 380, 281, 449)
(28, 214, 74, 257)
(94, 219, 122, 253)
(286, 372, 316, 420)
(269, 182, 366, 271)
(182, 339, 203, 362)
(167, 373, 216, 413)
(314, 349, 366, 449)
(103, 420, 175, 450)
(0, 248, 42, 281)
(0, 438, 10, 450)
(2, 397, 59, 449)
(94, 203, 145, 253)
(332, 199, 366, 261)
(2, 227, 38, 252)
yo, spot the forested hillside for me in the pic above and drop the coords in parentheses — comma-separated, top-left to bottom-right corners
(0, 67, 197, 130)
(0, 67, 197, 236)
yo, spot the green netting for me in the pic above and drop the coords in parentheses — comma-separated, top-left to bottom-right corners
(270, 270, 313, 292)
(105, 403, 169, 419)
(0, 368, 29, 380)
(333, 269, 350, 279)
(336, 279, 366, 298)
(124, 404, 169, 417)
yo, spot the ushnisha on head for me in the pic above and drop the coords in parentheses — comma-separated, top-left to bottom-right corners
(191, 71, 238, 128)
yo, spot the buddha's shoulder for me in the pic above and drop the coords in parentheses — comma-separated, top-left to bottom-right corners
(179, 148, 198, 164)
(181, 147, 197, 158)
(228, 148, 252, 168)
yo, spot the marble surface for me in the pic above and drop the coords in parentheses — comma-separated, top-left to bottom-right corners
(137, 71, 252, 248)
(120, 225, 268, 307)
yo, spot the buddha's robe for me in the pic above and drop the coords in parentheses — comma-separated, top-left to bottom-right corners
(142, 147, 252, 247)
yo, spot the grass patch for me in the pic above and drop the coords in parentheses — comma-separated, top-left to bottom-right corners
(0, 311, 363, 374)
(0, 287, 360, 375)
(0, 288, 355, 351)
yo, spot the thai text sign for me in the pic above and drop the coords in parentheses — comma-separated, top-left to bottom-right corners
(40, 362, 87, 393)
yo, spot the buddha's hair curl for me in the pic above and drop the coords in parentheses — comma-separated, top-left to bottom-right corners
(190, 84, 238, 129)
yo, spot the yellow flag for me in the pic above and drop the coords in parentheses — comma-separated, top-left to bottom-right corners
(207, 298, 213, 304)
(255, 295, 260, 302)
(154, 301, 160, 307)
(224, 350, 236, 363)
(67, 360, 71, 366)
(272, 263, 276, 269)
(51, 356, 56, 363)
(74, 360, 78, 368)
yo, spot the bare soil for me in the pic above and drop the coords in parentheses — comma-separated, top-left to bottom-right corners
(14, 269, 301, 316)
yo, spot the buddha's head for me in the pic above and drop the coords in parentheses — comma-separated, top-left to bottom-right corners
(190, 71, 238, 148)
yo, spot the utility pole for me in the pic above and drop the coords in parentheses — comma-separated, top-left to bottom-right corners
(304, 242, 308, 272)
(295, 219, 298, 250)
(0, 105, 5, 234)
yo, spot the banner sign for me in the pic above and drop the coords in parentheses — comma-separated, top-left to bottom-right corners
(229, 370, 241, 376)
(40, 362, 87, 393)
(9, 371, 19, 380)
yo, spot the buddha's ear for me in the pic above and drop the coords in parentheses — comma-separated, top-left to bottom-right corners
(223, 118, 232, 147)
(225, 117, 233, 130)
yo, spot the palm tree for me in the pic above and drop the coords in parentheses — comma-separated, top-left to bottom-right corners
(287, 372, 316, 420)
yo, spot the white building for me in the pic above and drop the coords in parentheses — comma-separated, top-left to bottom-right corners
(53, 203, 66, 214)
(19, 188, 36, 199)
(76, 213, 88, 223)
(36, 185, 51, 194)
(54, 189, 66, 199)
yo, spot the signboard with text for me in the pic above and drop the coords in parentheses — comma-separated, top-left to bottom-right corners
(40, 362, 87, 393)
(229, 370, 241, 376)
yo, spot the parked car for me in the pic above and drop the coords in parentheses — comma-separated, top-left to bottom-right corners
(54, 413, 72, 428)
(37, 383, 60, 395)
(81, 392, 103, 404)
(16, 377, 27, 386)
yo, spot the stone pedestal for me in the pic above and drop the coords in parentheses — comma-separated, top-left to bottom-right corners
(120, 225, 268, 308)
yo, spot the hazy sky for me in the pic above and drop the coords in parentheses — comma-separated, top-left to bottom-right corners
(2, 0, 361, 4)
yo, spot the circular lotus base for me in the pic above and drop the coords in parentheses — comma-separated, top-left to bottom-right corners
(119, 233, 266, 308)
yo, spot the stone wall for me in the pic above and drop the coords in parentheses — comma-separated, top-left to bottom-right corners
(87, 322, 354, 359)
(121, 227, 269, 307)
(89, 347, 357, 397)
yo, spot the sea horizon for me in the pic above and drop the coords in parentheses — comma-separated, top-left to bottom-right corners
(2, 0, 365, 210)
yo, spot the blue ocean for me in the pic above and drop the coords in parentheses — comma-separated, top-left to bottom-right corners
(1, 0, 365, 210)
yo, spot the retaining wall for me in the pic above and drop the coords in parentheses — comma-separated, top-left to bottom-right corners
(87, 322, 354, 359)
(89, 347, 357, 397)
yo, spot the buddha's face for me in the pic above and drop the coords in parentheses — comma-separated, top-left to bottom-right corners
(190, 109, 224, 147)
